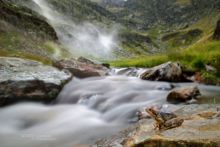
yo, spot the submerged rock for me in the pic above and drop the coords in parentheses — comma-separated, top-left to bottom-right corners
(139, 62, 185, 82)
(53, 58, 109, 78)
(0, 57, 71, 106)
(167, 86, 201, 104)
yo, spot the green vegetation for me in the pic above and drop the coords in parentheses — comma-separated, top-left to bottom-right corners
(0, 49, 52, 64)
(111, 55, 168, 67)
(0, 0, 71, 64)
(111, 40, 220, 84)
(168, 41, 220, 74)
(0, 0, 220, 85)
(0, 30, 70, 64)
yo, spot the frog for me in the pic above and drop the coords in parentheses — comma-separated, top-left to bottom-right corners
(146, 107, 184, 130)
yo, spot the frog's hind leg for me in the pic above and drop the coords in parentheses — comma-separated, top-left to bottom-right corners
(153, 123, 158, 130)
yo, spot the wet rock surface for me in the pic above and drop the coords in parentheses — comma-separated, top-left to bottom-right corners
(0, 57, 71, 106)
(167, 86, 201, 104)
(139, 62, 186, 82)
(95, 105, 220, 147)
(53, 57, 109, 78)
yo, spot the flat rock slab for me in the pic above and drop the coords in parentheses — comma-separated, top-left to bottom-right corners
(95, 105, 220, 147)
(0, 57, 72, 105)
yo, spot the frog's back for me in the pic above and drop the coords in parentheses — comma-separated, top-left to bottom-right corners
(158, 111, 177, 121)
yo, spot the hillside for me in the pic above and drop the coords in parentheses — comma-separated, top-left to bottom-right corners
(0, 0, 220, 83)
(0, 0, 117, 63)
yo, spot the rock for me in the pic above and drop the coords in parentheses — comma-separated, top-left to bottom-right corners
(139, 62, 185, 82)
(95, 105, 220, 147)
(0, 57, 71, 106)
(205, 64, 217, 72)
(77, 57, 95, 64)
(53, 58, 109, 78)
(167, 86, 201, 104)
(213, 20, 220, 40)
(101, 63, 110, 69)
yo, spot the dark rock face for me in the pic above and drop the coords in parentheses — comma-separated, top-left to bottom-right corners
(0, 57, 72, 106)
(213, 20, 220, 40)
(53, 58, 109, 78)
(139, 62, 185, 82)
(167, 86, 201, 104)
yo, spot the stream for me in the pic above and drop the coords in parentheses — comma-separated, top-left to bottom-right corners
(0, 74, 220, 147)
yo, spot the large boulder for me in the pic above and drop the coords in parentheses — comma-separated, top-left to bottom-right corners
(213, 20, 220, 40)
(139, 62, 185, 82)
(53, 57, 109, 78)
(95, 105, 220, 147)
(0, 57, 71, 106)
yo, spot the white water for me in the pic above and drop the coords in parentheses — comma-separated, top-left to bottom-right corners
(21, 0, 119, 59)
(0, 76, 220, 147)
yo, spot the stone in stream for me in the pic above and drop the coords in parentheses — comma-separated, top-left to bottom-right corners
(53, 57, 109, 78)
(0, 57, 72, 106)
(167, 86, 201, 104)
(139, 62, 187, 82)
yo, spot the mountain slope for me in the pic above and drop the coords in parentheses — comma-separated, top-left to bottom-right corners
(1, 0, 220, 60)
(0, 0, 118, 62)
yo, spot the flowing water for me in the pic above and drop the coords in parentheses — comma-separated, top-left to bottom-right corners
(0, 75, 220, 147)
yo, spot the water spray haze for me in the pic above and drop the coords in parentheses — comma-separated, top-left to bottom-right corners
(24, 0, 119, 59)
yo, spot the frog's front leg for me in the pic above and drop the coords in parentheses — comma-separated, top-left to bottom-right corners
(154, 117, 165, 130)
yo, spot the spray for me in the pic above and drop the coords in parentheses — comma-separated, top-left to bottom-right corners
(22, 0, 119, 59)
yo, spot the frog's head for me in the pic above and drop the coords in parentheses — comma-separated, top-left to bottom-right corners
(145, 107, 159, 118)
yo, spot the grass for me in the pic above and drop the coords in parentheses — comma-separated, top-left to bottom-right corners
(110, 55, 168, 67)
(0, 29, 71, 65)
(0, 48, 52, 65)
(110, 40, 220, 84)
(188, 11, 220, 34)
(175, 0, 191, 5)
(169, 41, 220, 70)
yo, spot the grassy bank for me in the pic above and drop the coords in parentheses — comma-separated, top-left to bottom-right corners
(110, 40, 220, 84)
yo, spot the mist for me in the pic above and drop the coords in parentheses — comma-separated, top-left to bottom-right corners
(21, 0, 119, 59)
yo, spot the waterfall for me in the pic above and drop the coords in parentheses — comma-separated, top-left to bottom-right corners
(22, 0, 119, 59)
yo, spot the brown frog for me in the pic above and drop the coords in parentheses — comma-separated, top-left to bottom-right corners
(146, 107, 184, 130)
